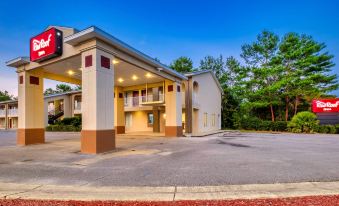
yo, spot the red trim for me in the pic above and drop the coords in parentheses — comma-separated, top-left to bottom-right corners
(101, 56, 110, 69)
(85, 55, 92, 67)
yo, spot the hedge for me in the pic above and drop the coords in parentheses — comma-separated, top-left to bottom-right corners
(237, 117, 288, 132)
(46, 125, 81, 132)
(47, 116, 82, 132)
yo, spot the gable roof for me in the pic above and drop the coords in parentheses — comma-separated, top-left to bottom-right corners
(185, 70, 223, 94)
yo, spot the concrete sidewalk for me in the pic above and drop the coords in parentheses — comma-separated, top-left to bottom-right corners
(1, 181, 339, 201)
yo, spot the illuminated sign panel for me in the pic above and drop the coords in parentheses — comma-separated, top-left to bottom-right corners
(312, 99, 339, 113)
(30, 28, 63, 62)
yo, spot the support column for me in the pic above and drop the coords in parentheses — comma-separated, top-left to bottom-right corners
(114, 86, 125, 134)
(81, 48, 115, 154)
(165, 80, 183, 137)
(17, 69, 45, 145)
(185, 79, 193, 134)
(4, 104, 8, 130)
(153, 106, 160, 133)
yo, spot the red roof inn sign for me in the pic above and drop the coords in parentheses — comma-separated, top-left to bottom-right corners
(312, 99, 339, 113)
(30, 28, 63, 62)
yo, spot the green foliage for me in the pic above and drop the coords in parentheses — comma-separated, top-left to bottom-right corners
(55, 117, 82, 127)
(44, 84, 80, 95)
(287, 111, 319, 133)
(221, 88, 239, 129)
(198, 55, 227, 82)
(169, 56, 194, 73)
(46, 125, 81, 132)
(235, 115, 287, 131)
(0, 90, 14, 102)
(316, 125, 337, 134)
(47, 116, 82, 132)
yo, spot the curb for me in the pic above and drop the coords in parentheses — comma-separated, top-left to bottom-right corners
(1, 181, 339, 201)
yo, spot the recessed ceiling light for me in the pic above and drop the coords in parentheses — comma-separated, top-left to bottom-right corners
(67, 70, 74, 75)
(118, 78, 124, 83)
(112, 59, 119, 65)
(132, 75, 138, 80)
(145, 73, 152, 78)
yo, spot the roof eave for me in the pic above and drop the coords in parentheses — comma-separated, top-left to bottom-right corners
(6, 57, 30, 68)
(64, 26, 187, 81)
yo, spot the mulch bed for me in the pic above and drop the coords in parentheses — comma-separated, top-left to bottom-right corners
(1, 195, 339, 206)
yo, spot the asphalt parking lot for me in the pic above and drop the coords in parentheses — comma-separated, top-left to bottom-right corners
(0, 130, 339, 186)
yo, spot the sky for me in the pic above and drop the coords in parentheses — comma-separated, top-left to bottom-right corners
(1, 0, 338, 96)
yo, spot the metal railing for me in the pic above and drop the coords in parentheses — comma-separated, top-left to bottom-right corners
(0, 109, 5, 117)
(124, 94, 164, 107)
(8, 108, 18, 116)
(192, 94, 200, 108)
(74, 102, 82, 114)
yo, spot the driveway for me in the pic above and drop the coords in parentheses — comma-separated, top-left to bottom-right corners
(0, 130, 339, 186)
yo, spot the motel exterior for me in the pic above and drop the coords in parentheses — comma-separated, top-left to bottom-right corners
(4, 26, 222, 154)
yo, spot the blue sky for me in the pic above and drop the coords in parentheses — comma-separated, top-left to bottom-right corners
(1, 0, 338, 96)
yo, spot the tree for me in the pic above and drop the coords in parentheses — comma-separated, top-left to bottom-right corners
(44, 84, 79, 95)
(56, 84, 73, 93)
(0, 90, 13, 102)
(199, 55, 225, 81)
(240, 31, 281, 122)
(170, 56, 194, 73)
(277, 33, 338, 119)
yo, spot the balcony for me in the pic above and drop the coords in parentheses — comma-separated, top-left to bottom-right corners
(8, 108, 18, 117)
(74, 102, 81, 114)
(0, 109, 5, 117)
(125, 94, 164, 108)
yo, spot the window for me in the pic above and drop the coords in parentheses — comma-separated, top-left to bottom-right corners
(147, 113, 154, 127)
(203, 113, 208, 127)
(211, 114, 216, 127)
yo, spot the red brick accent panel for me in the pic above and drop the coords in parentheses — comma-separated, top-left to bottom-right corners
(168, 85, 173, 92)
(85, 55, 92, 67)
(101, 56, 110, 69)
(29, 76, 39, 85)
(19, 76, 23, 84)
(17, 128, 45, 145)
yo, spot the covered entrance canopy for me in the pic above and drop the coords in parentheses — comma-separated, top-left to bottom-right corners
(6, 26, 187, 154)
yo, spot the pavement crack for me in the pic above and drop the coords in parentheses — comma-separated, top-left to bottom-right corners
(173, 186, 177, 201)
(4, 184, 43, 199)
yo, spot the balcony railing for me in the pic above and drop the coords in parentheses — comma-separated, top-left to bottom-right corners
(0, 109, 5, 117)
(8, 108, 18, 117)
(125, 94, 164, 107)
(74, 102, 81, 114)
(192, 94, 200, 108)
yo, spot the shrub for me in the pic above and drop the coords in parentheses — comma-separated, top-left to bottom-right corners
(270, 121, 288, 132)
(54, 116, 82, 127)
(317, 125, 336, 134)
(46, 124, 81, 132)
(336, 125, 339, 134)
(235, 116, 288, 132)
(287, 111, 319, 133)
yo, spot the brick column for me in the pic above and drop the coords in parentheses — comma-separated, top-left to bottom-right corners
(165, 80, 183, 137)
(17, 69, 45, 145)
(81, 48, 115, 154)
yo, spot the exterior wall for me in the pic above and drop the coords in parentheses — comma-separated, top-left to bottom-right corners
(191, 73, 221, 134)
(125, 111, 153, 132)
(0, 118, 6, 129)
